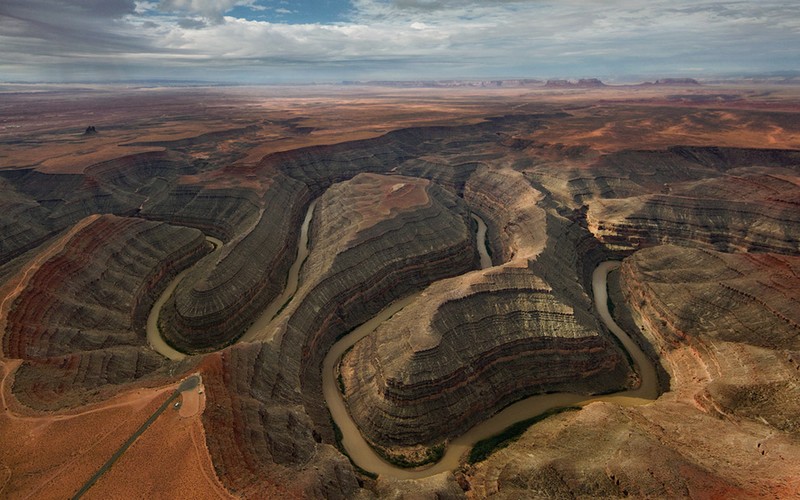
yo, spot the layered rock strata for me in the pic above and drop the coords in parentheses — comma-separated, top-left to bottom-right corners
(141, 185, 261, 241)
(341, 266, 633, 450)
(462, 244, 800, 498)
(276, 173, 479, 431)
(156, 176, 311, 352)
(577, 148, 800, 254)
(198, 343, 361, 499)
(4, 214, 209, 408)
(620, 245, 800, 351)
(463, 398, 800, 498)
(0, 151, 186, 265)
(463, 167, 547, 265)
(145, 117, 548, 354)
(199, 173, 480, 494)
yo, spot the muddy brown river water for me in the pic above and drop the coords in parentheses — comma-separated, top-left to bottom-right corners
(147, 204, 657, 479)
(321, 223, 658, 478)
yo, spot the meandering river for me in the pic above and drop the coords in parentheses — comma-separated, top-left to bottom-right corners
(240, 199, 318, 343)
(321, 219, 658, 478)
(146, 236, 223, 361)
(471, 213, 492, 269)
(146, 200, 318, 356)
(147, 202, 658, 479)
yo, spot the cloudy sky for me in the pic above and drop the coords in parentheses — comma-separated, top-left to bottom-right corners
(0, 0, 797, 83)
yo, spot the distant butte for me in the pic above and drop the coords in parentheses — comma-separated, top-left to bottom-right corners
(545, 78, 607, 88)
(639, 77, 701, 86)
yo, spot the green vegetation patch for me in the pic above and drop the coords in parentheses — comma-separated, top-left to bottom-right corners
(468, 406, 581, 464)
(374, 442, 446, 469)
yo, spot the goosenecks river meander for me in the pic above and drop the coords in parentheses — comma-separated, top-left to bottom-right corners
(148, 202, 658, 479)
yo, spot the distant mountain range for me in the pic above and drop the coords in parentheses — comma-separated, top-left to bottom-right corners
(340, 78, 702, 88)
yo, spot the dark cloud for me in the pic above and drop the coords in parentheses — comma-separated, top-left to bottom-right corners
(177, 17, 210, 28)
(0, 0, 137, 20)
(0, 0, 148, 53)
(0, 0, 798, 83)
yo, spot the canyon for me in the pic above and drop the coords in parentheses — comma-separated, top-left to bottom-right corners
(0, 83, 799, 498)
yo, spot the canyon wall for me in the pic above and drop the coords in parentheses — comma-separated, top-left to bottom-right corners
(4, 215, 209, 408)
(342, 265, 632, 451)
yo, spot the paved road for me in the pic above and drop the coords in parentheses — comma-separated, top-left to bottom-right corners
(72, 375, 200, 499)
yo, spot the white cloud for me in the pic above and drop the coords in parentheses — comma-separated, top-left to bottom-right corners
(0, 0, 798, 82)
(157, 0, 261, 20)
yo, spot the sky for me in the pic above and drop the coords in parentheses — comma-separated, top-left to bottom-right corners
(0, 0, 798, 83)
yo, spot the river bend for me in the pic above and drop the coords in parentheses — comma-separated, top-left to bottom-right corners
(147, 200, 657, 479)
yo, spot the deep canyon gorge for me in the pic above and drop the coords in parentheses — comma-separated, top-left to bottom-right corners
(0, 84, 799, 498)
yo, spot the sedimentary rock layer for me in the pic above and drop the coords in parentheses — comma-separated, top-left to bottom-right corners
(197, 173, 479, 493)
(579, 149, 800, 254)
(157, 175, 311, 352)
(198, 343, 360, 498)
(618, 245, 800, 429)
(142, 185, 261, 242)
(463, 244, 800, 499)
(463, 399, 800, 498)
(464, 244, 800, 498)
(4, 214, 209, 408)
(277, 173, 480, 431)
(0, 151, 187, 265)
(620, 245, 800, 350)
(341, 266, 632, 448)
(463, 168, 547, 264)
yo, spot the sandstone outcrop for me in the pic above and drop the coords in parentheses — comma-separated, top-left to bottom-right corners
(545, 79, 606, 88)
(198, 342, 361, 499)
(196, 173, 479, 494)
(463, 398, 800, 498)
(463, 167, 547, 264)
(0, 151, 185, 265)
(149, 116, 552, 354)
(619, 245, 800, 428)
(580, 148, 800, 253)
(620, 245, 800, 351)
(341, 266, 633, 451)
(4, 95, 799, 499)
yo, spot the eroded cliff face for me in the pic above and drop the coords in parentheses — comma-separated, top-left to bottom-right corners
(198, 343, 361, 499)
(582, 149, 800, 254)
(3, 215, 209, 409)
(462, 245, 800, 497)
(0, 152, 185, 266)
(198, 173, 480, 495)
(463, 167, 547, 265)
(280, 173, 479, 431)
(619, 245, 800, 429)
(156, 174, 312, 352)
(3, 102, 799, 498)
(341, 265, 632, 453)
